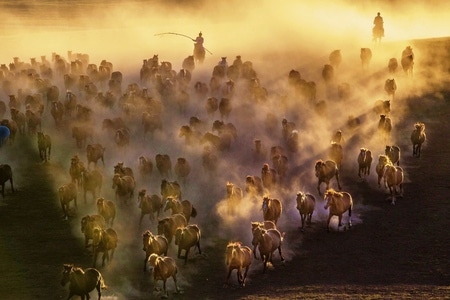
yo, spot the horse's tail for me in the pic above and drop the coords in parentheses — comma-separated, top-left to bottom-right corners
(100, 273, 108, 290)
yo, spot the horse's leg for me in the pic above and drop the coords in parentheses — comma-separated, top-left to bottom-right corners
(348, 208, 352, 228)
(184, 248, 190, 265)
(278, 245, 285, 261)
(335, 171, 342, 190)
(242, 266, 250, 287)
(197, 240, 202, 255)
(300, 214, 305, 231)
(236, 266, 243, 285)
(225, 268, 233, 286)
(144, 254, 149, 272)
(173, 273, 180, 293)
(326, 215, 332, 232)
(338, 215, 342, 228)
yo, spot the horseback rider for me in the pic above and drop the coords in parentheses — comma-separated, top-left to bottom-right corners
(193, 32, 204, 51)
(373, 12, 384, 37)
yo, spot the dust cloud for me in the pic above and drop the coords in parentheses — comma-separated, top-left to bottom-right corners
(0, 0, 449, 296)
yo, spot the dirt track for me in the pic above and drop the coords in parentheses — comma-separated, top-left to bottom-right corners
(0, 37, 449, 300)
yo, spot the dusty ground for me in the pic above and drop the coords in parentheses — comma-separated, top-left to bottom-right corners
(0, 37, 449, 300)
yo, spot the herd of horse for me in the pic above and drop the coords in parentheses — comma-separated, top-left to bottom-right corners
(0, 32, 427, 298)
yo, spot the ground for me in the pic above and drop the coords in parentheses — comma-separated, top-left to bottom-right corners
(0, 38, 449, 300)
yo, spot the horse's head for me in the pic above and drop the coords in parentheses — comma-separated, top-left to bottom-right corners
(262, 197, 270, 212)
(60, 264, 74, 286)
(92, 228, 103, 248)
(296, 192, 306, 209)
(324, 189, 335, 208)
(142, 230, 153, 251)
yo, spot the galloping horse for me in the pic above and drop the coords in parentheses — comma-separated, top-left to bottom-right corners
(0, 164, 14, 198)
(262, 197, 282, 225)
(411, 122, 426, 157)
(37, 131, 51, 162)
(226, 182, 243, 216)
(323, 189, 353, 232)
(142, 230, 168, 272)
(296, 191, 316, 232)
(315, 159, 341, 195)
(383, 164, 404, 205)
(401, 46, 414, 77)
(60, 264, 106, 300)
(164, 196, 197, 223)
(92, 228, 118, 268)
(372, 25, 384, 45)
(224, 241, 253, 287)
(251, 226, 284, 273)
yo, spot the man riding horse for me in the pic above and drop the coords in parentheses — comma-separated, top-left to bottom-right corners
(192, 32, 205, 63)
(372, 12, 384, 41)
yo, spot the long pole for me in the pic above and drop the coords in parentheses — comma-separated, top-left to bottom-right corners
(154, 32, 213, 55)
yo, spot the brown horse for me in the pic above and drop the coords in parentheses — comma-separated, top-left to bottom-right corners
(226, 182, 243, 216)
(0, 164, 14, 198)
(60, 264, 106, 300)
(37, 131, 51, 162)
(147, 254, 180, 297)
(81, 214, 106, 252)
(112, 173, 135, 206)
(411, 122, 426, 157)
(58, 182, 77, 220)
(250, 221, 276, 258)
(262, 197, 282, 225)
(164, 197, 197, 223)
(224, 241, 253, 287)
(174, 224, 202, 265)
(137, 189, 162, 227)
(323, 189, 353, 232)
(383, 164, 404, 205)
(92, 228, 118, 268)
(251, 226, 284, 273)
(142, 230, 168, 272)
(357, 148, 373, 179)
(315, 159, 341, 195)
(296, 191, 316, 232)
(157, 213, 187, 244)
(96, 197, 116, 227)
(160, 179, 181, 201)
(376, 154, 392, 187)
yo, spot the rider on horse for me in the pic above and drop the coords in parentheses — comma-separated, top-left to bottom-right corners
(373, 12, 384, 38)
(192, 32, 205, 63)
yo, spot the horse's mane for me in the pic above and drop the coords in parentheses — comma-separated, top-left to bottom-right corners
(325, 188, 343, 198)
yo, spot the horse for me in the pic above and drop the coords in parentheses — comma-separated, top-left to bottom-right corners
(81, 214, 106, 252)
(0, 164, 14, 198)
(60, 264, 106, 300)
(314, 159, 341, 195)
(147, 254, 180, 298)
(384, 78, 397, 101)
(385, 145, 400, 166)
(58, 182, 77, 220)
(376, 154, 393, 188)
(360, 48, 372, 70)
(82, 169, 103, 204)
(142, 230, 168, 272)
(92, 227, 118, 268)
(164, 197, 197, 223)
(37, 131, 51, 162)
(401, 46, 414, 77)
(155, 154, 172, 178)
(262, 197, 282, 225)
(138, 155, 153, 177)
(193, 43, 205, 64)
(112, 173, 135, 206)
(113, 162, 134, 179)
(138, 189, 162, 227)
(245, 175, 264, 197)
(329, 142, 343, 170)
(251, 226, 284, 273)
(378, 114, 392, 144)
(357, 148, 373, 179)
(323, 189, 353, 232)
(96, 197, 116, 227)
(296, 192, 316, 232)
(160, 179, 181, 201)
(250, 221, 276, 258)
(411, 122, 426, 157)
(383, 164, 404, 205)
(157, 213, 187, 244)
(86, 144, 105, 169)
(225, 182, 243, 216)
(174, 224, 202, 265)
(224, 242, 253, 287)
(174, 157, 191, 185)
(115, 128, 130, 147)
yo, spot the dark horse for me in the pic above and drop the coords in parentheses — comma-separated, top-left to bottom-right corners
(193, 43, 205, 64)
(372, 25, 384, 45)
(60, 264, 106, 300)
